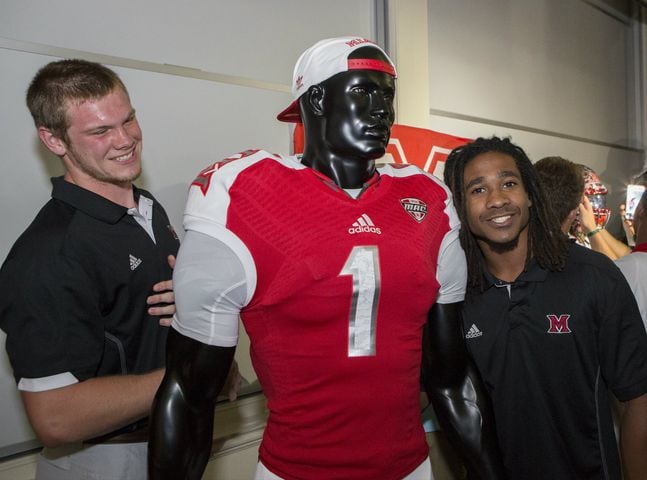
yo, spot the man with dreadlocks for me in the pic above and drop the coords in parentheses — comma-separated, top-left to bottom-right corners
(443, 136, 647, 480)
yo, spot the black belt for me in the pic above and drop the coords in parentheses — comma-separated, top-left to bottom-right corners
(84, 418, 149, 445)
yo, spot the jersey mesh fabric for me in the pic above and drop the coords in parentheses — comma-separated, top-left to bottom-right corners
(184, 150, 464, 480)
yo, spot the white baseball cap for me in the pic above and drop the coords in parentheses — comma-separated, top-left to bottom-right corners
(276, 36, 397, 123)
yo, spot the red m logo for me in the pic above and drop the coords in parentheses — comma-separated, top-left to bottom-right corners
(547, 314, 572, 334)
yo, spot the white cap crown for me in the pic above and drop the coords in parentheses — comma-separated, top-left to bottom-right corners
(277, 36, 397, 122)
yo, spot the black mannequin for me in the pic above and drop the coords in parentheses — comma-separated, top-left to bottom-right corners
(421, 303, 504, 478)
(149, 329, 234, 478)
(149, 44, 504, 479)
(299, 50, 395, 188)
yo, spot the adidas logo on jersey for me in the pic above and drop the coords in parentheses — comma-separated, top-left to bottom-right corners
(465, 324, 483, 339)
(348, 214, 382, 235)
(129, 254, 142, 271)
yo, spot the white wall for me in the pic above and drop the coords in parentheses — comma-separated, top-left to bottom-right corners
(427, 0, 630, 145)
(390, 0, 645, 237)
(0, 0, 377, 457)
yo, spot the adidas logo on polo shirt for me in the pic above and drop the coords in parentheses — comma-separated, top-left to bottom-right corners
(348, 214, 381, 235)
(465, 324, 483, 339)
(129, 254, 142, 271)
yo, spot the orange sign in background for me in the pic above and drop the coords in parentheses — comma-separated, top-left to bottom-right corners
(293, 123, 471, 178)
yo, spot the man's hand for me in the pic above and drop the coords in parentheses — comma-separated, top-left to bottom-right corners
(147, 255, 176, 326)
(222, 360, 242, 402)
(578, 195, 598, 234)
(619, 203, 636, 242)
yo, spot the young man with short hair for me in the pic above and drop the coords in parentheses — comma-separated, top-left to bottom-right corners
(0, 59, 178, 479)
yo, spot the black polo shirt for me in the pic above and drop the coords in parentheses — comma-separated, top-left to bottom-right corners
(0, 177, 179, 386)
(463, 243, 647, 480)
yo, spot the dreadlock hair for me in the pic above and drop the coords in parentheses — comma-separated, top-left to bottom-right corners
(443, 136, 568, 293)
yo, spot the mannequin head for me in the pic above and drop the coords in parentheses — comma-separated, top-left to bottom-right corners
(277, 37, 397, 188)
(301, 48, 395, 160)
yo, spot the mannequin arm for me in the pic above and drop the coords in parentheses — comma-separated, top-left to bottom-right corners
(422, 302, 505, 479)
(148, 328, 236, 479)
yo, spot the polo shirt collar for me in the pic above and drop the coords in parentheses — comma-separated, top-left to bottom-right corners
(51, 176, 139, 225)
(481, 256, 548, 289)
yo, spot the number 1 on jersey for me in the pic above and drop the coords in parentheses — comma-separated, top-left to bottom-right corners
(340, 246, 380, 357)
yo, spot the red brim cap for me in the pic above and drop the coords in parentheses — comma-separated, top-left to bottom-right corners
(276, 37, 397, 123)
(276, 99, 301, 123)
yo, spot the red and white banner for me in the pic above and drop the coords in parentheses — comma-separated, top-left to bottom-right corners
(293, 123, 471, 178)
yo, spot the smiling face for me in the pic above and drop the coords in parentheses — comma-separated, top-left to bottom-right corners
(45, 87, 143, 191)
(463, 151, 532, 254)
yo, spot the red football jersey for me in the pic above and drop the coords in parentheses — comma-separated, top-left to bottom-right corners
(184, 150, 466, 480)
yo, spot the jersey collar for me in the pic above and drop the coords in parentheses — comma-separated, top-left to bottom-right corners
(307, 167, 381, 199)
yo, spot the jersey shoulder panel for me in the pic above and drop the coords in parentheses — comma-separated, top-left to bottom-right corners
(378, 162, 448, 191)
(379, 163, 461, 235)
(184, 150, 301, 230)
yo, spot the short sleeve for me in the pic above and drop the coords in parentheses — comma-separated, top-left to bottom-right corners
(598, 269, 647, 401)
(436, 198, 467, 304)
(171, 230, 249, 347)
(0, 252, 104, 387)
(615, 255, 647, 331)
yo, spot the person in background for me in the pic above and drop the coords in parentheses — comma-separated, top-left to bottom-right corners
(616, 184, 647, 329)
(620, 172, 647, 246)
(574, 165, 631, 260)
(0, 59, 179, 480)
(534, 156, 583, 235)
(443, 136, 647, 480)
(149, 37, 504, 480)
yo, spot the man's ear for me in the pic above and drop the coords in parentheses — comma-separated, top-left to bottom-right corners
(560, 208, 578, 234)
(37, 127, 67, 157)
(303, 85, 325, 117)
